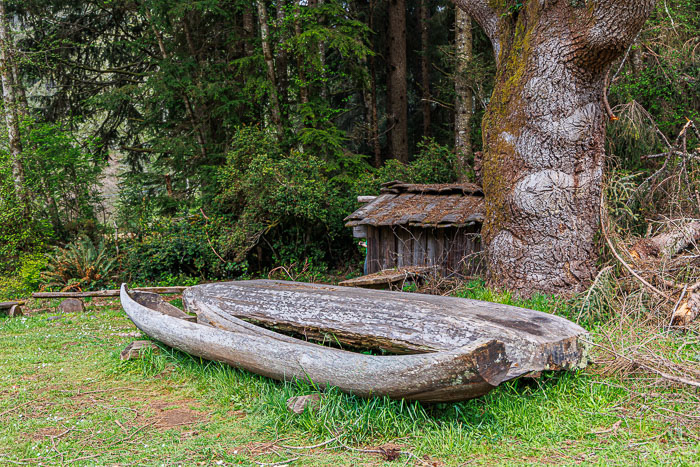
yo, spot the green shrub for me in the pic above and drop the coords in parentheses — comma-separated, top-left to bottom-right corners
(19, 254, 48, 292)
(121, 216, 234, 283)
(0, 276, 24, 301)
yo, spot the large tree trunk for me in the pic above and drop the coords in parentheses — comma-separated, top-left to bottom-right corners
(368, 0, 381, 166)
(242, 9, 255, 57)
(314, 0, 328, 101)
(454, 7, 473, 178)
(453, 0, 656, 295)
(294, 1, 309, 107)
(387, 0, 408, 163)
(0, 0, 25, 201)
(419, 0, 431, 138)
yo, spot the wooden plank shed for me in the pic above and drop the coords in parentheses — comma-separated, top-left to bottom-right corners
(345, 181, 485, 276)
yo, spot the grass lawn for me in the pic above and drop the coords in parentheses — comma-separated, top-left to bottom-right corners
(1, 292, 698, 465)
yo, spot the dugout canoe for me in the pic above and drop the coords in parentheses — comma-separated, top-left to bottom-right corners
(120, 284, 512, 402)
(182, 280, 589, 381)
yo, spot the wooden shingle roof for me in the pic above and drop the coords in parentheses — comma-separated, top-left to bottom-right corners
(345, 181, 484, 228)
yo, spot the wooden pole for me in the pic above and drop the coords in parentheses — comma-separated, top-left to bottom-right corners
(33, 286, 188, 299)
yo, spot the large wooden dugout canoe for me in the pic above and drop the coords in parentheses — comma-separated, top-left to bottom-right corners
(120, 284, 512, 402)
(182, 281, 589, 381)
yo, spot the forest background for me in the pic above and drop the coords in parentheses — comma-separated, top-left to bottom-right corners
(0, 0, 697, 297)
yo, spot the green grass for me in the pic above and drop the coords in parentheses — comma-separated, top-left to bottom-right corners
(1, 293, 698, 465)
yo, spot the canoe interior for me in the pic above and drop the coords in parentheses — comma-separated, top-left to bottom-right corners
(183, 280, 589, 379)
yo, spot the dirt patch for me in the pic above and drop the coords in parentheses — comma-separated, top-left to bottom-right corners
(20, 374, 42, 381)
(25, 427, 64, 441)
(147, 399, 208, 430)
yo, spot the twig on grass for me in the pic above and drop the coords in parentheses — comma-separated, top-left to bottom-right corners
(254, 458, 300, 466)
(61, 387, 142, 397)
(0, 400, 35, 417)
(588, 340, 700, 388)
(668, 285, 688, 330)
(65, 420, 157, 463)
(577, 265, 614, 323)
(280, 434, 344, 450)
(332, 439, 430, 466)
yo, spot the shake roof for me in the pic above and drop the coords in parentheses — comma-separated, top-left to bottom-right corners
(345, 181, 484, 228)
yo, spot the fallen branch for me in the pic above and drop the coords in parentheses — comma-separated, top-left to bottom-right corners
(33, 286, 188, 299)
(0, 400, 35, 417)
(631, 220, 700, 261)
(254, 458, 300, 466)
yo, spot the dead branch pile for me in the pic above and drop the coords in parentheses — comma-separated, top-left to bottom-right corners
(588, 116, 700, 425)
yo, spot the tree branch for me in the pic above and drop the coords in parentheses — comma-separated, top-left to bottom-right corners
(583, 0, 656, 59)
(451, 0, 501, 57)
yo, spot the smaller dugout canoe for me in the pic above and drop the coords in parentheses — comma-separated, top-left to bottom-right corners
(120, 284, 512, 402)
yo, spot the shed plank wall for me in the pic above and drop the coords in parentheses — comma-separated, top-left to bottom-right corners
(366, 225, 481, 275)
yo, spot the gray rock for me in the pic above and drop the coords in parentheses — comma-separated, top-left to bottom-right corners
(286, 394, 321, 414)
(59, 298, 85, 314)
(120, 340, 159, 360)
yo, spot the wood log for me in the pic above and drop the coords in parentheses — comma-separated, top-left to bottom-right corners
(1, 304, 22, 317)
(671, 293, 700, 327)
(121, 285, 512, 402)
(338, 267, 431, 289)
(0, 300, 25, 309)
(183, 280, 589, 380)
(631, 220, 700, 261)
(33, 286, 188, 299)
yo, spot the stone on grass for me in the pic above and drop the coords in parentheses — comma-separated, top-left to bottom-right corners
(286, 394, 321, 414)
(59, 298, 85, 313)
(120, 340, 159, 361)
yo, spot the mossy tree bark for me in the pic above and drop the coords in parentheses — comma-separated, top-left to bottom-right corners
(453, 0, 656, 295)
(0, 0, 26, 203)
(455, 7, 473, 178)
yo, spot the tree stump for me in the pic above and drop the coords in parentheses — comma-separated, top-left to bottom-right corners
(7, 305, 22, 318)
(1, 300, 25, 318)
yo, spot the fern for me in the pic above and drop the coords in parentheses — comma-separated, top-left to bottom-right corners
(41, 237, 117, 291)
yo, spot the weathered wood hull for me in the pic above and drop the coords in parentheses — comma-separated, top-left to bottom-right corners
(183, 280, 589, 380)
(120, 284, 512, 402)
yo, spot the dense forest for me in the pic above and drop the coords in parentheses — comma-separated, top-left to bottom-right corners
(0, 0, 698, 297)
